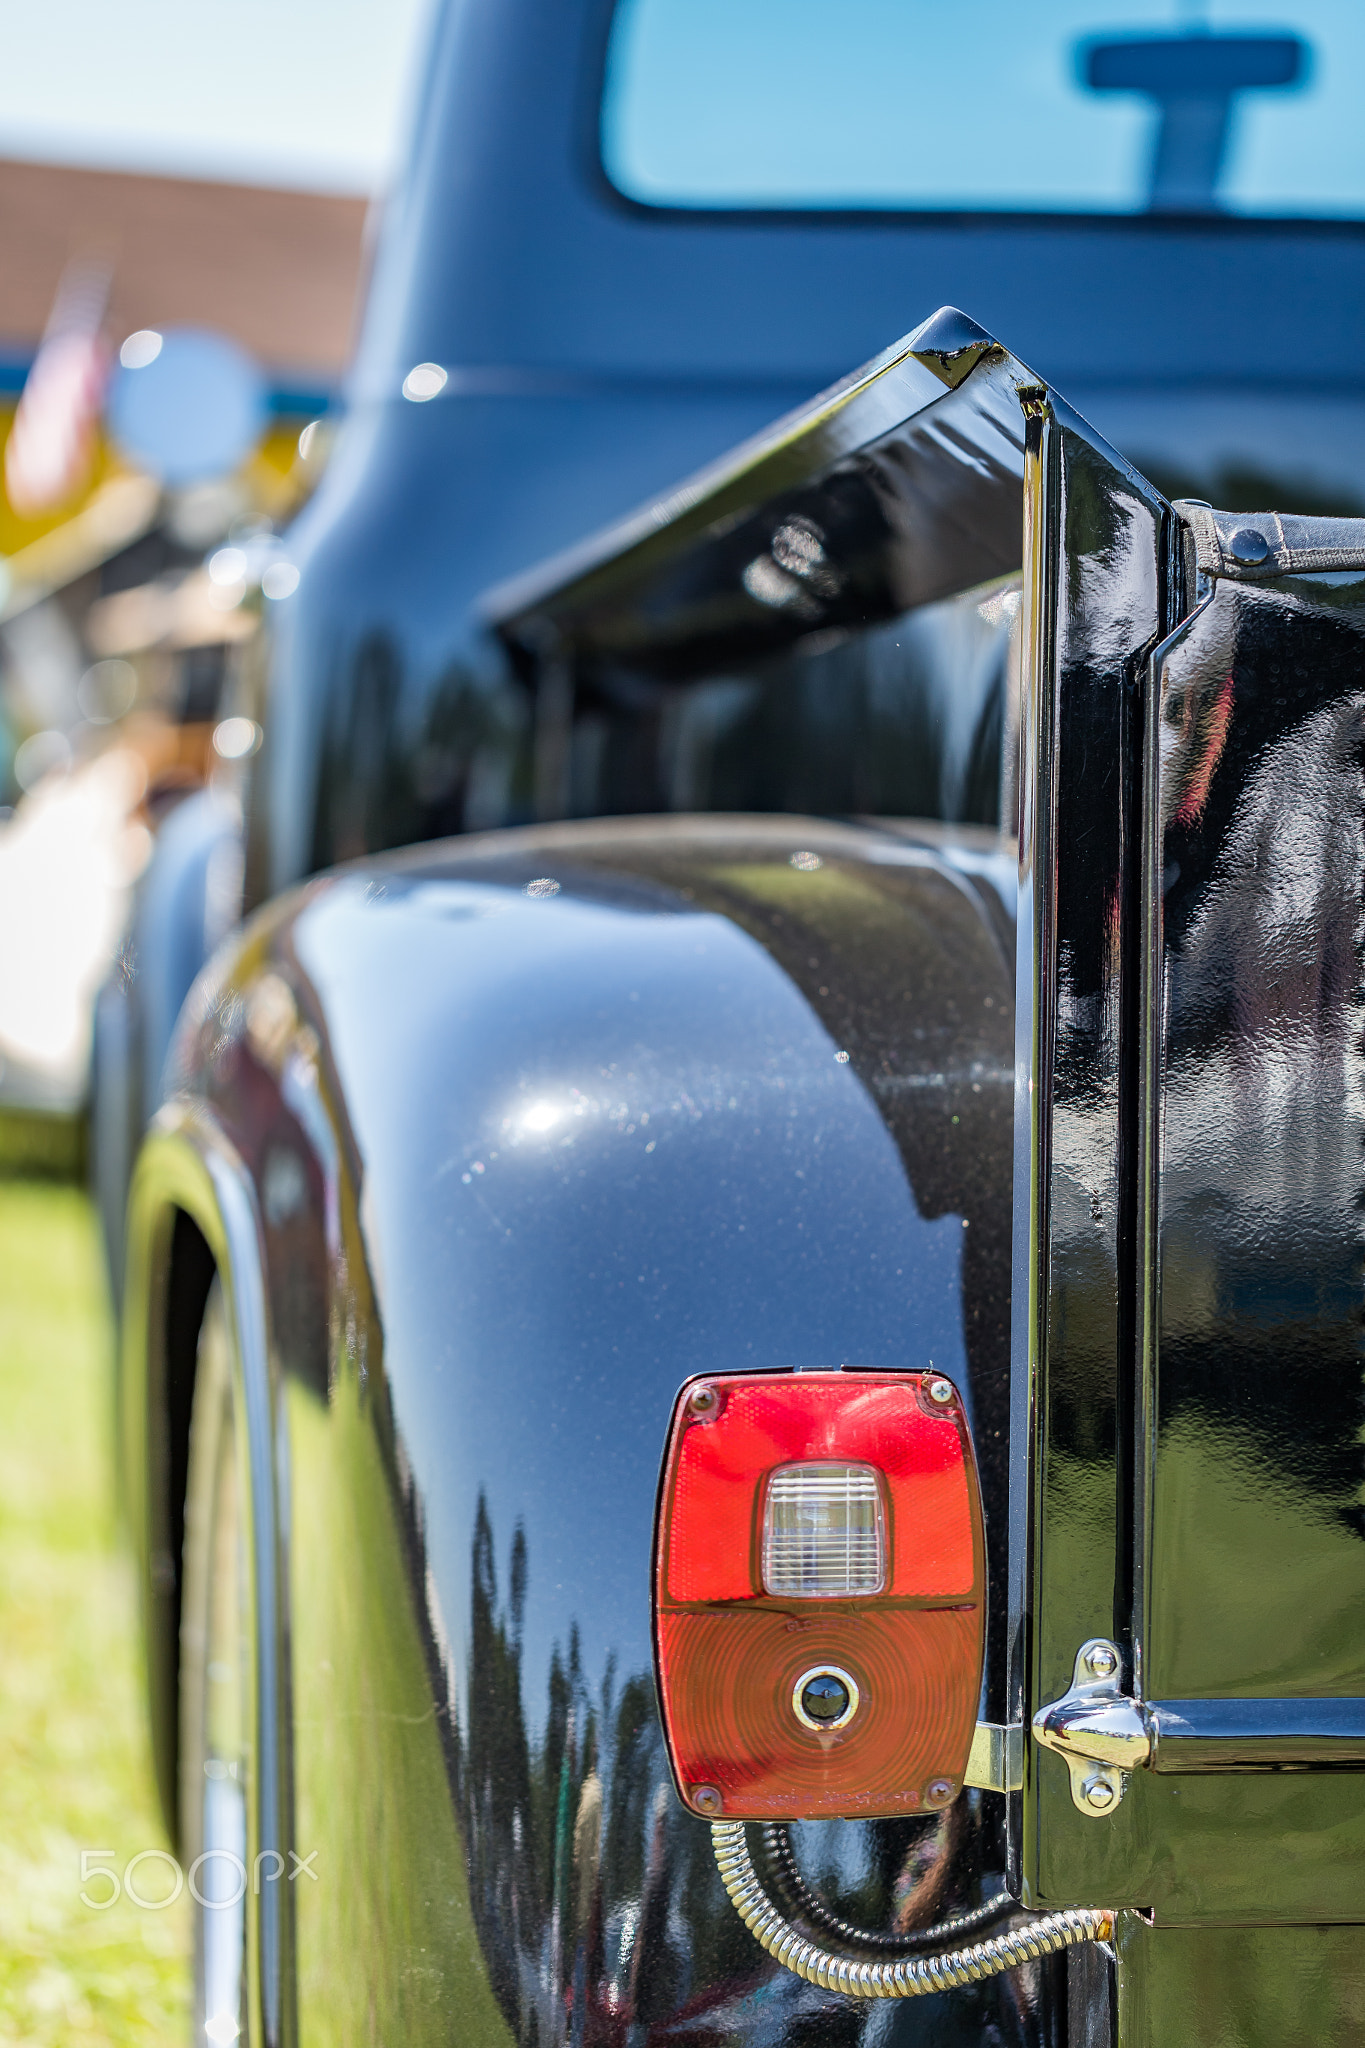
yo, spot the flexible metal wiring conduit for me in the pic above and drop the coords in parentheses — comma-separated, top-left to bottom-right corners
(760, 1823, 1014, 1950)
(711, 1821, 1114, 1997)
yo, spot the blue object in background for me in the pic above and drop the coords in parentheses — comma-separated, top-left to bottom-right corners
(108, 326, 267, 485)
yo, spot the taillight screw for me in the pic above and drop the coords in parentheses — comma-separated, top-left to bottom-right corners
(927, 1377, 954, 1406)
(1082, 1776, 1116, 1812)
(926, 1777, 955, 1806)
(687, 1383, 720, 1420)
(691, 1784, 723, 1815)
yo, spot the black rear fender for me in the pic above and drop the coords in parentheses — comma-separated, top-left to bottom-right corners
(157, 813, 1019, 2042)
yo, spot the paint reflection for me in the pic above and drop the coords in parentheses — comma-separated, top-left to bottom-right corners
(432, 1492, 1025, 2048)
(1152, 574, 1365, 1698)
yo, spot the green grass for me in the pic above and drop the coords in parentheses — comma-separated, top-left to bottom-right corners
(0, 1182, 190, 2045)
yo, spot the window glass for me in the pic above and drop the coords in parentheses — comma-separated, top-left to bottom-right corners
(601, 0, 1365, 218)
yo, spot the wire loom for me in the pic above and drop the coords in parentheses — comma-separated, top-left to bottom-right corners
(760, 1822, 1014, 1950)
(711, 1821, 1115, 1997)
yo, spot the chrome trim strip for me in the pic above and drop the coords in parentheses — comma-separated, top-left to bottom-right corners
(1150, 1700, 1365, 1771)
(124, 1097, 289, 2044)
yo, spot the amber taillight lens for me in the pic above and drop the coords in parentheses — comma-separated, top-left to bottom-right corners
(652, 1371, 985, 1820)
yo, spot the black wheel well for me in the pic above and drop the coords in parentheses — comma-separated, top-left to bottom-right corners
(154, 1207, 217, 1845)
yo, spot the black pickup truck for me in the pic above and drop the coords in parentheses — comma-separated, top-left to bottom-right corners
(126, 305, 1365, 2047)
(114, 4, 1365, 2045)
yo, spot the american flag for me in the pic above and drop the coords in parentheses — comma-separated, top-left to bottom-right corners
(5, 260, 112, 517)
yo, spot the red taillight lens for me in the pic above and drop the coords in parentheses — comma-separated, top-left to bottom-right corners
(652, 1371, 985, 1820)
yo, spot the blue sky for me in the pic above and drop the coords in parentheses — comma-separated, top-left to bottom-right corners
(2, 0, 1360, 209)
(0, 0, 432, 193)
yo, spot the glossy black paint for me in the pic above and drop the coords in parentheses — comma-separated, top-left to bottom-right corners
(1016, 478, 1365, 1934)
(94, 788, 240, 1306)
(127, 287, 1365, 2043)
(1138, 549, 1365, 1912)
(1016, 392, 1169, 1909)
(478, 328, 1365, 2026)
(171, 816, 1057, 2043)
(485, 312, 1034, 844)
(1149, 563, 1365, 1696)
(251, 0, 1365, 900)
(488, 321, 1169, 1918)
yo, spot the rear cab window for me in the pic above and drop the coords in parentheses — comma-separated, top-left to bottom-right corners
(601, 0, 1365, 219)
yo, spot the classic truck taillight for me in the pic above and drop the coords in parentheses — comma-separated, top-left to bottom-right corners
(652, 1371, 985, 1820)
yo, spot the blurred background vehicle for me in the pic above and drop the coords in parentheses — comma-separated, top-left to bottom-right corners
(0, 166, 361, 1141)
(0, 0, 420, 1196)
(0, 10, 424, 2039)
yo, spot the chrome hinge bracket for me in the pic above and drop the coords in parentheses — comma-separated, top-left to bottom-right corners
(1032, 1639, 1153, 1817)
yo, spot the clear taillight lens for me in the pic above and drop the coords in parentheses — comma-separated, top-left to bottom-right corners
(762, 1462, 886, 1597)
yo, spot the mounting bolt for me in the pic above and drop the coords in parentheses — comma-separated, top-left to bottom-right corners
(1082, 1776, 1116, 1812)
(926, 1377, 955, 1406)
(687, 1383, 719, 1420)
(1086, 1644, 1118, 1680)
(925, 1777, 955, 1806)
(692, 1784, 723, 1815)
(1226, 525, 1270, 567)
